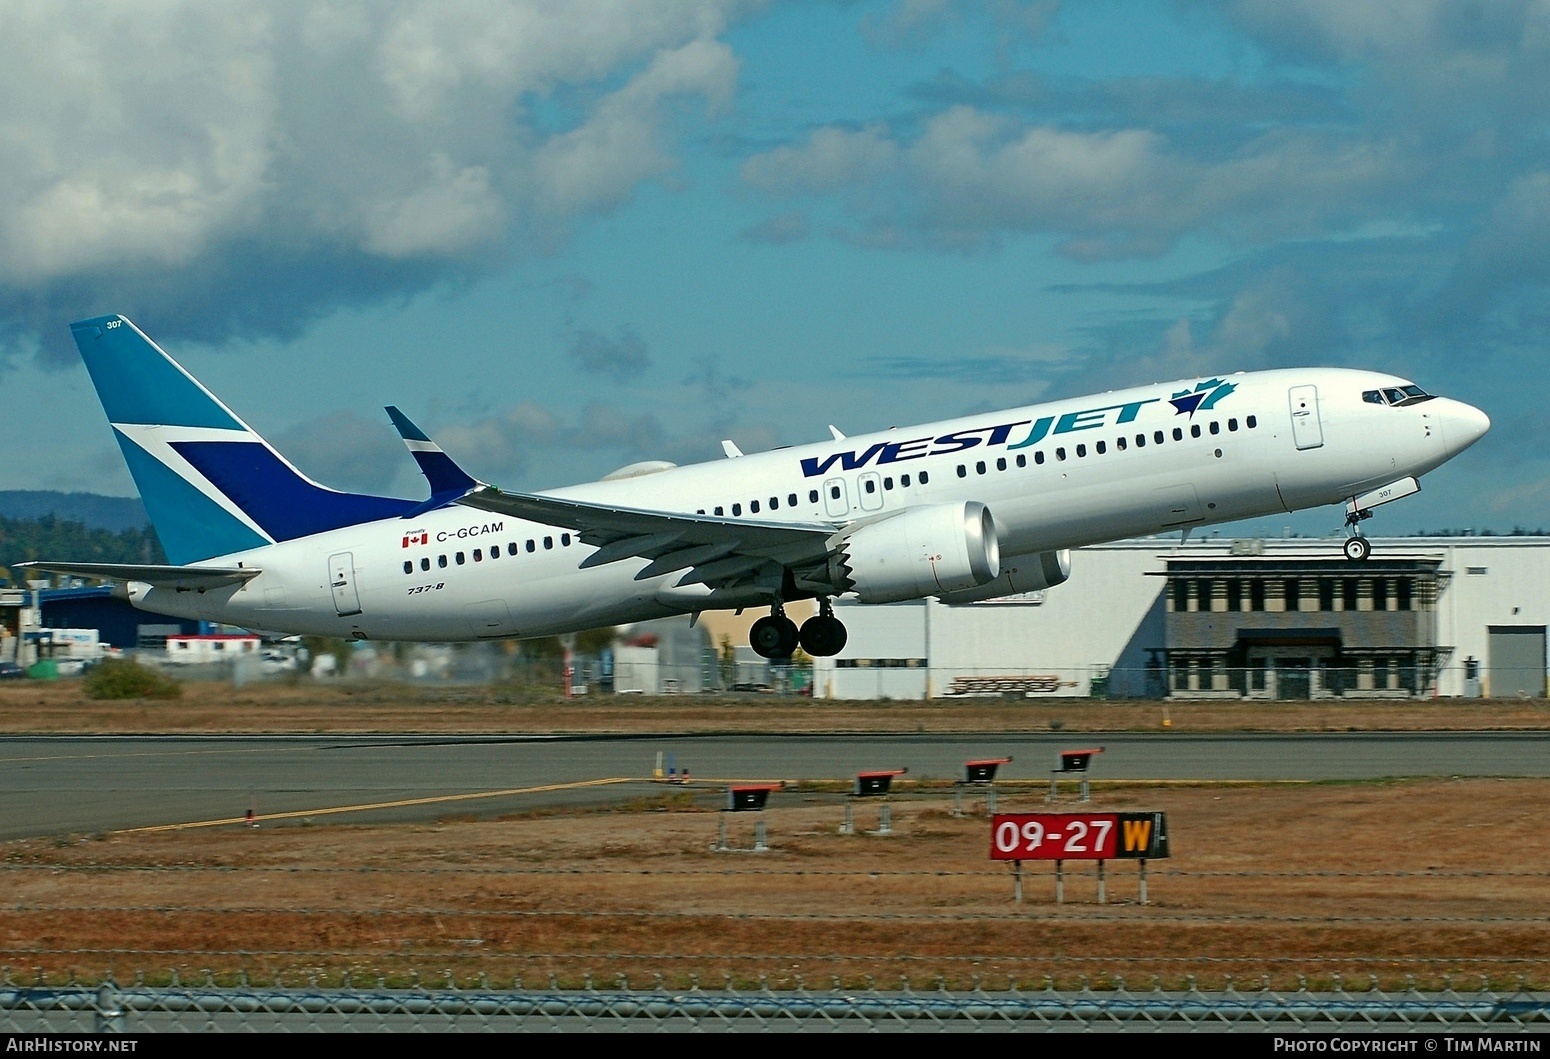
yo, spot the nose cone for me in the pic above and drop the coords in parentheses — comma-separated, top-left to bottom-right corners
(1444, 400, 1490, 455)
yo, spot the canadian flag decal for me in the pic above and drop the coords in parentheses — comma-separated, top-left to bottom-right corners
(402, 529, 428, 548)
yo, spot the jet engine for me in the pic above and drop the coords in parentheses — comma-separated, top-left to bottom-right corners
(934, 548, 1071, 604)
(833, 501, 999, 603)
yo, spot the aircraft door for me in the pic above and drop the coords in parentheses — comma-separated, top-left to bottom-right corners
(823, 477, 851, 518)
(1289, 385, 1324, 450)
(857, 472, 884, 512)
(328, 552, 362, 617)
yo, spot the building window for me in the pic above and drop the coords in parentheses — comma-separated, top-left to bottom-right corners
(1397, 579, 1412, 611)
(1284, 578, 1299, 611)
(1343, 578, 1357, 610)
(1373, 578, 1388, 610)
(1250, 581, 1265, 611)
(1319, 579, 1335, 611)
(1226, 579, 1242, 611)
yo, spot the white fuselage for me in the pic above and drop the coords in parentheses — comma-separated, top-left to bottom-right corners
(127, 367, 1485, 641)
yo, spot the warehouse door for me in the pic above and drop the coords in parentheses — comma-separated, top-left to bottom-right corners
(1487, 626, 1546, 698)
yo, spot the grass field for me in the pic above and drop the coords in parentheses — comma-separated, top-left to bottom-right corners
(2, 678, 1547, 991)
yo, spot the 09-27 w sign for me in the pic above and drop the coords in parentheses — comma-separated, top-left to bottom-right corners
(990, 812, 1169, 861)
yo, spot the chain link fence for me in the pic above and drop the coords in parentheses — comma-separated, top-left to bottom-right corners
(2, 973, 1546, 1032)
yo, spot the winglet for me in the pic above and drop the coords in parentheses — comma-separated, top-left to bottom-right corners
(385, 406, 480, 498)
(828, 425, 846, 440)
(721, 440, 744, 459)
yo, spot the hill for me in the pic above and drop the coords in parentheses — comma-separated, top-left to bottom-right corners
(0, 490, 149, 532)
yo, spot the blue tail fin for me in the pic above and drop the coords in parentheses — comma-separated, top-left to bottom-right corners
(71, 315, 417, 564)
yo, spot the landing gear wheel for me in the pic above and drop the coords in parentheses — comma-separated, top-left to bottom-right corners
(1343, 535, 1371, 562)
(798, 614, 849, 657)
(749, 614, 799, 659)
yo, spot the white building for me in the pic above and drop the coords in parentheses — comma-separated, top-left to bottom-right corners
(811, 535, 1550, 700)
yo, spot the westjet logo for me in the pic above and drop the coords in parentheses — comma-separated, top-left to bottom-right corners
(1170, 378, 1236, 417)
(402, 529, 428, 548)
(798, 393, 1197, 478)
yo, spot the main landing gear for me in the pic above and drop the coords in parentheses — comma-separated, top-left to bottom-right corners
(749, 599, 849, 659)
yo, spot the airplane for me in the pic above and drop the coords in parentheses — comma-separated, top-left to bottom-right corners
(22, 314, 1490, 660)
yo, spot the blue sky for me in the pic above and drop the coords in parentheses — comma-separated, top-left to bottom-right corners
(2, 0, 1545, 537)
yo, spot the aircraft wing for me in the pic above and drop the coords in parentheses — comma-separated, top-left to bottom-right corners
(456, 487, 840, 592)
(14, 561, 261, 591)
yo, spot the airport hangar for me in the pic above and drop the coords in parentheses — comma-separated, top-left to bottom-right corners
(809, 535, 1550, 702)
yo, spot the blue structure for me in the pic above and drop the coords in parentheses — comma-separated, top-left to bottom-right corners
(40, 585, 202, 649)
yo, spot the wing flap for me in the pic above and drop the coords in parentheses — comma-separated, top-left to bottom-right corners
(457, 486, 839, 593)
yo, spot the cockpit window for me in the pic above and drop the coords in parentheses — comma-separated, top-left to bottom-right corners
(1364, 385, 1436, 407)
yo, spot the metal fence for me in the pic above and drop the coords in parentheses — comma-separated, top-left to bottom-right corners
(2, 975, 1546, 1032)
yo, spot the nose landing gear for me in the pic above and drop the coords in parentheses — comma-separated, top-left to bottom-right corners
(1344, 506, 1372, 562)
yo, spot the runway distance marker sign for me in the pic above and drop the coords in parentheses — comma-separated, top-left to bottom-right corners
(990, 812, 1169, 861)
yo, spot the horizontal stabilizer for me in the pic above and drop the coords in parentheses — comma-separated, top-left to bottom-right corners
(15, 561, 260, 591)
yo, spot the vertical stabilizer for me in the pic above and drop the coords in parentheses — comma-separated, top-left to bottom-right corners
(71, 315, 416, 564)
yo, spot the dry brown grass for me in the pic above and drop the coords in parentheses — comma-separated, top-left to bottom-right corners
(3, 677, 1550, 735)
(2, 678, 1547, 992)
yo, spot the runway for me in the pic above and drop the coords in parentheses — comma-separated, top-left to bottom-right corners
(2, 731, 1547, 840)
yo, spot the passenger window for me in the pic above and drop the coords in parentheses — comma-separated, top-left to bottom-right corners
(808, 490, 819, 503)
(769, 497, 778, 509)
(750, 500, 760, 513)
(1056, 447, 1067, 461)
(456, 552, 465, 565)
(789, 493, 799, 506)
(732, 503, 741, 516)
(1015, 454, 1026, 467)
(543, 536, 553, 550)
(403, 561, 412, 575)
(1154, 431, 1164, 444)
(1173, 427, 1184, 441)
(1095, 441, 1106, 455)
(1034, 451, 1045, 465)
(1190, 424, 1201, 438)
(438, 555, 447, 568)
(490, 546, 499, 559)
(526, 540, 535, 553)
(900, 475, 911, 487)
(1209, 421, 1220, 435)
(473, 549, 482, 561)
(1136, 434, 1145, 447)
(864, 480, 876, 493)
(919, 471, 929, 484)
(996, 457, 1006, 471)
(421, 558, 430, 571)
(829, 485, 840, 499)
(976, 460, 986, 474)
(958, 465, 967, 478)
(883, 477, 894, 490)
(1228, 419, 1238, 431)
(714, 506, 724, 516)
(1076, 444, 1086, 457)
(1116, 436, 1126, 451)
(561, 533, 571, 546)
(1247, 415, 1258, 428)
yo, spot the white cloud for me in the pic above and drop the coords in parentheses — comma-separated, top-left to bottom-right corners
(741, 106, 1404, 259)
(0, 0, 750, 355)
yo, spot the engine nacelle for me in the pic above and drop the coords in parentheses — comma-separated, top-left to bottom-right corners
(934, 549, 1071, 605)
(835, 502, 1000, 603)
